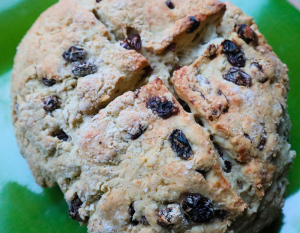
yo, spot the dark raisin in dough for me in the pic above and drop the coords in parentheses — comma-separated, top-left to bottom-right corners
(157, 204, 186, 229)
(72, 62, 97, 77)
(259, 133, 267, 150)
(120, 34, 142, 50)
(134, 88, 141, 99)
(251, 62, 269, 83)
(186, 16, 200, 34)
(223, 160, 232, 173)
(147, 96, 179, 119)
(157, 207, 175, 228)
(52, 130, 69, 141)
(42, 77, 56, 86)
(181, 193, 214, 223)
(223, 67, 252, 87)
(68, 195, 86, 222)
(129, 34, 142, 50)
(128, 202, 139, 225)
(44, 96, 59, 112)
(204, 44, 217, 59)
(63, 46, 86, 62)
(128, 124, 147, 140)
(250, 62, 263, 72)
(235, 24, 258, 45)
(169, 129, 193, 160)
(166, 0, 175, 9)
(221, 40, 246, 67)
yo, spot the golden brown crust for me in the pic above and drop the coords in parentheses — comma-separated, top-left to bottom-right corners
(77, 78, 246, 232)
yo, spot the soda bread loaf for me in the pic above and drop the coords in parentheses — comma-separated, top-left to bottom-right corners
(11, 0, 295, 232)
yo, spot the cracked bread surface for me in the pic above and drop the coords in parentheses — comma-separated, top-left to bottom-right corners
(11, 0, 295, 232)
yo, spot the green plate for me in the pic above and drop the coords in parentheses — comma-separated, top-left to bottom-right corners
(0, 0, 300, 232)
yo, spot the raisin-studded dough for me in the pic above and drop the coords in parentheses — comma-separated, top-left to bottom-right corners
(92, 0, 226, 53)
(11, 0, 295, 233)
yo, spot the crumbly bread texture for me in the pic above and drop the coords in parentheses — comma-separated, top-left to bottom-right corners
(11, 0, 295, 233)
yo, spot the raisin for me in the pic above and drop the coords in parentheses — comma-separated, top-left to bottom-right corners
(204, 44, 217, 59)
(52, 130, 69, 141)
(72, 62, 97, 77)
(222, 106, 229, 114)
(128, 202, 139, 225)
(223, 160, 232, 173)
(219, 102, 229, 114)
(139, 216, 149, 225)
(167, 43, 176, 52)
(42, 77, 56, 87)
(177, 98, 191, 113)
(169, 129, 193, 160)
(120, 34, 142, 50)
(259, 133, 267, 150)
(186, 16, 200, 34)
(222, 40, 240, 54)
(166, 0, 175, 9)
(223, 67, 252, 87)
(63, 46, 86, 62)
(250, 61, 263, 72)
(68, 195, 86, 222)
(250, 62, 268, 83)
(134, 88, 141, 99)
(128, 124, 147, 140)
(157, 207, 174, 228)
(181, 193, 214, 223)
(120, 41, 130, 50)
(221, 40, 245, 67)
(244, 133, 252, 142)
(235, 24, 258, 45)
(157, 204, 186, 229)
(129, 34, 142, 50)
(44, 96, 59, 112)
(147, 96, 179, 119)
(195, 168, 206, 179)
(214, 209, 229, 220)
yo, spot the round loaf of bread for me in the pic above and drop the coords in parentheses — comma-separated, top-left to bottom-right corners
(11, 0, 296, 232)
